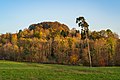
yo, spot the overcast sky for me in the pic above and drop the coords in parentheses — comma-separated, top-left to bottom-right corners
(0, 0, 120, 35)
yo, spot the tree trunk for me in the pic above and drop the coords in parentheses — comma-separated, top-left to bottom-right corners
(86, 34, 92, 67)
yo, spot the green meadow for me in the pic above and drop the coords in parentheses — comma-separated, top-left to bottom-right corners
(0, 60, 120, 80)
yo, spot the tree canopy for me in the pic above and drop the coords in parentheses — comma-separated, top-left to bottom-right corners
(0, 21, 119, 66)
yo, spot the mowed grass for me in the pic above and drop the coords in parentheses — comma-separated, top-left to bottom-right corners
(0, 60, 120, 80)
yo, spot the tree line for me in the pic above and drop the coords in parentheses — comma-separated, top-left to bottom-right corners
(0, 21, 120, 66)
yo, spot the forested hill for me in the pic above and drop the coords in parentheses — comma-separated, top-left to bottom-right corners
(29, 21, 70, 31)
(17, 21, 76, 39)
(0, 21, 120, 66)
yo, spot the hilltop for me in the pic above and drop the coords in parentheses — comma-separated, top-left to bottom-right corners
(29, 21, 70, 31)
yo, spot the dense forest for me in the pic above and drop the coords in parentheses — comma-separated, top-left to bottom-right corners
(0, 21, 120, 66)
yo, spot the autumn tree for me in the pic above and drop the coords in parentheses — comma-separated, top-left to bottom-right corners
(49, 28, 59, 59)
(106, 37, 117, 66)
(11, 34, 18, 45)
(115, 39, 120, 65)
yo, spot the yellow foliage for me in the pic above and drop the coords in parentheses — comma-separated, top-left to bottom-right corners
(70, 54, 79, 64)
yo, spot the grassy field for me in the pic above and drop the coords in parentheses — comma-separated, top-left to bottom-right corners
(0, 60, 120, 80)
